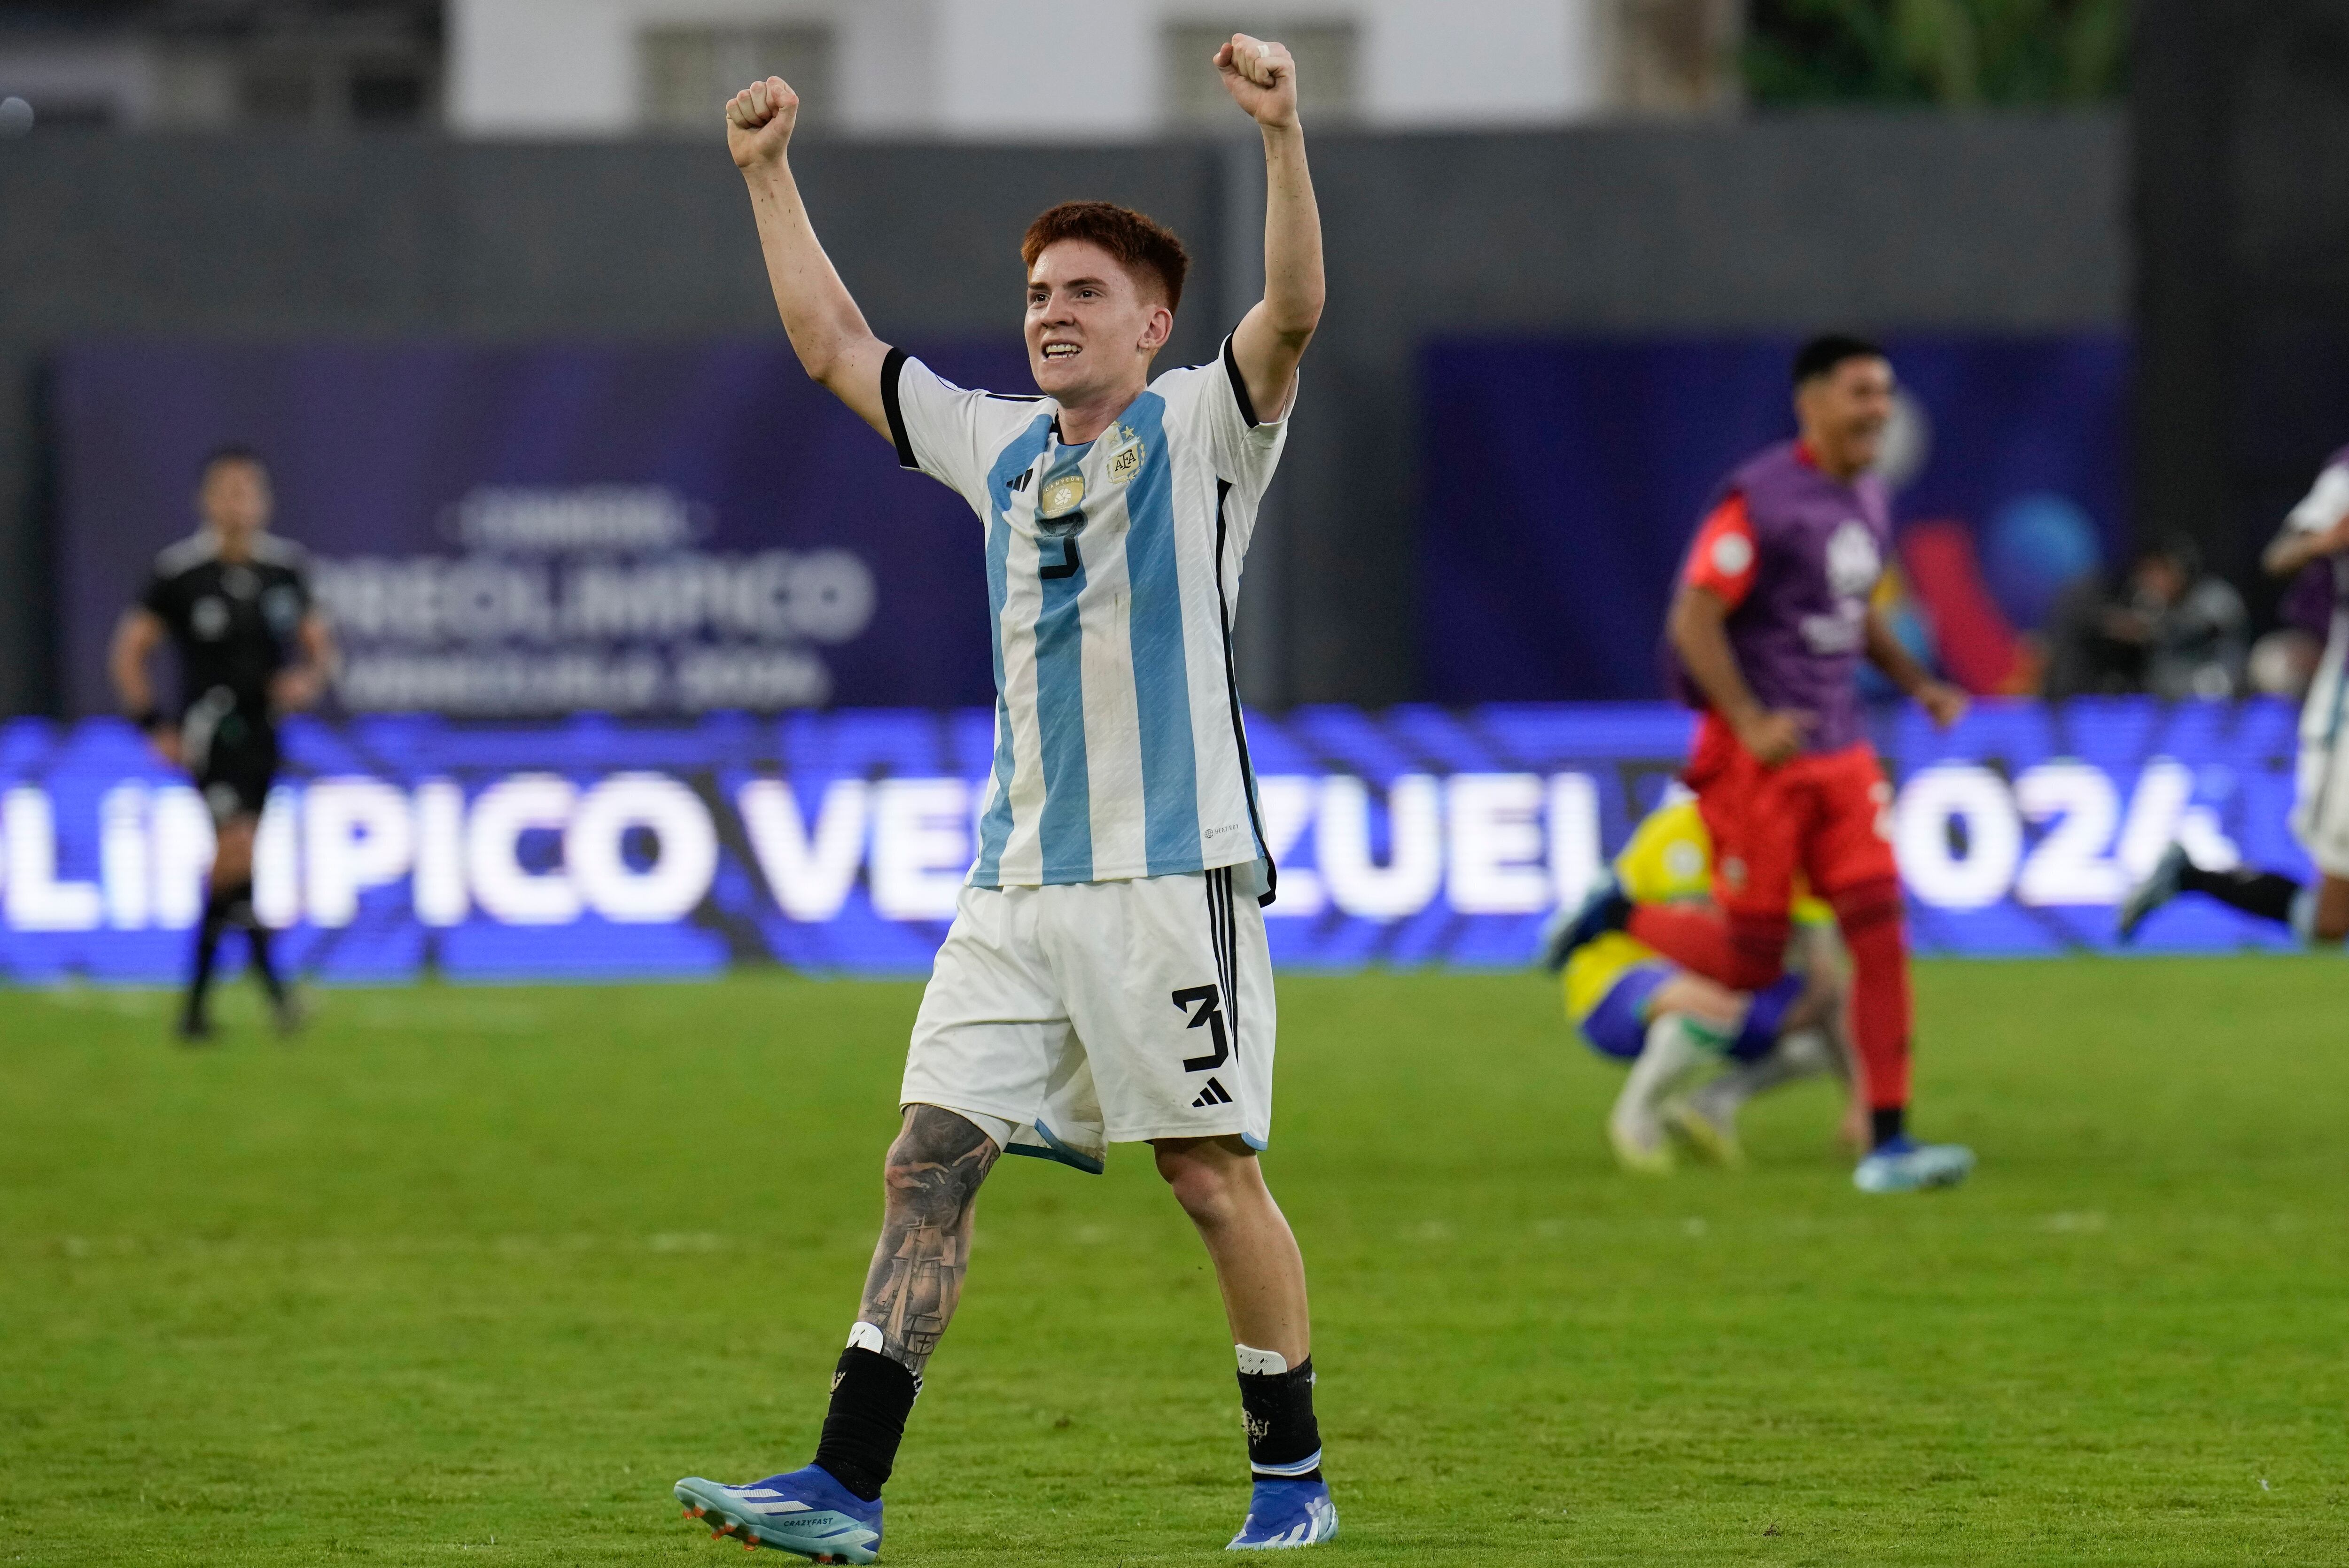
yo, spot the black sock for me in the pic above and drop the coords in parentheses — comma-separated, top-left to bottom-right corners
(812, 1347, 918, 1502)
(242, 906, 287, 1005)
(185, 888, 231, 1023)
(2178, 864, 2300, 926)
(1871, 1106, 1907, 1148)
(1237, 1357, 1322, 1483)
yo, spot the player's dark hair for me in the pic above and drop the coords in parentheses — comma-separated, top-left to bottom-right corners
(1791, 334, 1887, 387)
(198, 443, 267, 479)
(1021, 201, 1191, 313)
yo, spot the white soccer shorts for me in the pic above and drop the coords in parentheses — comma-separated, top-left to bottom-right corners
(901, 866, 1276, 1172)
(2292, 720, 2349, 879)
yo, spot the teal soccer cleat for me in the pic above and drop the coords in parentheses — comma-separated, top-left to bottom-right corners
(1227, 1478, 1339, 1550)
(675, 1466, 881, 1562)
(2116, 842, 2189, 943)
(1536, 871, 1631, 972)
(1852, 1135, 1976, 1194)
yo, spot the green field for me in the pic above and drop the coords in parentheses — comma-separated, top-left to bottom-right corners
(2, 958, 2342, 1565)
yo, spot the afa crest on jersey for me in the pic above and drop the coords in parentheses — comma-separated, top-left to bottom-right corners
(1108, 425, 1145, 485)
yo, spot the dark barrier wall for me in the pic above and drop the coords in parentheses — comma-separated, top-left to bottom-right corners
(1420, 333, 2130, 700)
(0, 115, 2124, 716)
(2136, 0, 2349, 604)
(51, 338, 1041, 717)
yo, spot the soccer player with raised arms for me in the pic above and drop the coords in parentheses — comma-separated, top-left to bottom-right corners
(673, 34, 1332, 1560)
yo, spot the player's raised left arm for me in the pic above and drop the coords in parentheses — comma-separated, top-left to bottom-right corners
(1218, 35, 1323, 423)
(1864, 603, 1967, 728)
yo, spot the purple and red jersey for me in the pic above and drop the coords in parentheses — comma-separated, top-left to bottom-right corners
(1668, 440, 1892, 756)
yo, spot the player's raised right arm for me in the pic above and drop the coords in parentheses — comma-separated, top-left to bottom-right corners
(728, 77, 892, 439)
(2263, 464, 2349, 577)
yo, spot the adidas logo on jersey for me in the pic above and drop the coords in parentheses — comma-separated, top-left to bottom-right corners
(1192, 1077, 1234, 1108)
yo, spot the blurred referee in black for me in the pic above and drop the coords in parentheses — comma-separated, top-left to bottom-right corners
(109, 446, 336, 1041)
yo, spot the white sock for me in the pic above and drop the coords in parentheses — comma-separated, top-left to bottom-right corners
(2292, 885, 2320, 945)
(1615, 1014, 1707, 1132)
(1697, 1026, 1834, 1118)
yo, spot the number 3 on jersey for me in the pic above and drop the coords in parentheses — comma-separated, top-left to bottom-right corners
(1170, 984, 1229, 1071)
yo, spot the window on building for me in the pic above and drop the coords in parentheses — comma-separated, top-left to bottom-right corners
(239, 63, 319, 124)
(1161, 22, 1358, 129)
(228, 50, 436, 128)
(350, 66, 429, 123)
(641, 24, 833, 133)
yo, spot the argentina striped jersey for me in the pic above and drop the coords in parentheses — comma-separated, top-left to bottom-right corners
(882, 338, 1288, 890)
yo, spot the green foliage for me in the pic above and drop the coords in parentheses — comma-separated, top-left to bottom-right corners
(2, 960, 2343, 1563)
(1749, 0, 2130, 106)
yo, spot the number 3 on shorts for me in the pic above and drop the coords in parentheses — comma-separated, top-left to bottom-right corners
(1170, 985, 1229, 1071)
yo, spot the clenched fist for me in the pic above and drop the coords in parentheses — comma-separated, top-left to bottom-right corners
(727, 76, 800, 171)
(1214, 33, 1299, 129)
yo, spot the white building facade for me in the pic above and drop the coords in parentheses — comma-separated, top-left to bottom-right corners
(446, 0, 1734, 140)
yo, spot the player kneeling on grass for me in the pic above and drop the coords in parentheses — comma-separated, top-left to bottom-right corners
(672, 35, 1334, 1563)
(1543, 795, 1859, 1173)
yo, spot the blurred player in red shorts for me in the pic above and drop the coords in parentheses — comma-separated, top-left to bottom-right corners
(1556, 335, 1976, 1192)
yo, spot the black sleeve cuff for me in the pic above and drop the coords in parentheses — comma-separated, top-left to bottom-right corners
(1221, 335, 1260, 429)
(880, 346, 918, 469)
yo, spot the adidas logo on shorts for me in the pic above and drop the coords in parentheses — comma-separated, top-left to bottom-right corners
(1192, 1077, 1234, 1108)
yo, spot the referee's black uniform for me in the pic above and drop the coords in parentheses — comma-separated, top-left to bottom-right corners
(139, 529, 312, 1032)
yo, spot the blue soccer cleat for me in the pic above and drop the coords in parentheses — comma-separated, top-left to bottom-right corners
(2116, 842, 2188, 943)
(1227, 1478, 1339, 1551)
(1852, 1135, 1976, 1194)
(674, 1465, 881, 1562)
(1536, 872, 1631, 972)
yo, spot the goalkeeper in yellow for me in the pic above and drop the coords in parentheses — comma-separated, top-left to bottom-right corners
(1539, 790, 1860, 1173)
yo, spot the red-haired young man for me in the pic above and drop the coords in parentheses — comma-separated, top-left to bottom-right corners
(672, 34, 1333, 1560)
(1553, 336, 1976, 1195)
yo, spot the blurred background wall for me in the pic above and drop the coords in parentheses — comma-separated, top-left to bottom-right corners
(8, 0, 2322, 724)
(28, 1, 2349, 978)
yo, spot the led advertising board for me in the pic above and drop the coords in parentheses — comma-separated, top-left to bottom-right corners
(0, 700, 2303, 985)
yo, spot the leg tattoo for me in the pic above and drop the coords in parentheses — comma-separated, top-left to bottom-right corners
(856, 1106, 998, 1375)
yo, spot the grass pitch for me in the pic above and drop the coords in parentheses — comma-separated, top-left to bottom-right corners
(2, 957, 2343, 1565)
